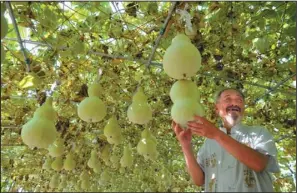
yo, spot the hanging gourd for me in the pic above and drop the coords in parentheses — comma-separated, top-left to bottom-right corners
(163, 34, 202, 79)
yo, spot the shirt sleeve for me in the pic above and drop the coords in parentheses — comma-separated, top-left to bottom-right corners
(197, 142, 206, 173)
(253, 127, 280, 173)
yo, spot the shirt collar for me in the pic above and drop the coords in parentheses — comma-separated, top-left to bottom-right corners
(219, 121, 244, 135)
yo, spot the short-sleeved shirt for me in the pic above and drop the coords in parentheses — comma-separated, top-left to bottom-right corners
(197, 122, 280, 192)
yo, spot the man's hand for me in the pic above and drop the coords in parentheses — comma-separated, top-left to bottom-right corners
(172, 120, 205, 186)
(187, 115, 222, 139)
(172, 121, 192, 149)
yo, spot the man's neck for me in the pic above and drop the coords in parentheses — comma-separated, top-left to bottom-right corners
(222, 123, 232, 134)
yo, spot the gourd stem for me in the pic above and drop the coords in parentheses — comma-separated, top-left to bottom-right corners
(136, 1, 178, 90)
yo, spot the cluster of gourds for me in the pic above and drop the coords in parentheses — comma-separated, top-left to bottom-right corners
(163, 34, 206, 128)
(20, 32, 207, 189)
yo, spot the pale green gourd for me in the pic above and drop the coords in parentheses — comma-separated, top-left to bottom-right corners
(51, 156, 63, 171)
(120, 144, 133, 168)
(63, 153, 76, 170)
(103, 116, 123, 145)
(48, 137, 65, 157)
(49, 173, 59, 189)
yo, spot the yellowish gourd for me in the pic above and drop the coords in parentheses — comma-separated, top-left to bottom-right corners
(93, 161, 101, 174)
(21, 117, 57, 149)
(63, 153, 76, 171)
(87, 150, 98, 169)
(33, 97, 57, 122)
(103, 116, 123, 145)
(172, 33, 191, 44)
(49, 173, 59, 189)
(195, 102, 206, 117)
(140, 129, 157, 161)
(77, 96, 107, 122)
(171, 99, 205, 128)
(120, 144, 133, 168)
(163, 34, 201, 79)
(48, 137, 65, 157)
(141, 128, 157, 144)
(137, 136, 158, 161)
(132, 88, 148, 103)
(127, 88, 152, 125)
(88, 83, 102, 98)
(80, 170, 89, 181)
(169, 80, 200, 103)
(81, 179, 90, 190)
(101, 144, 111, 164)
(100, 171, 110, 183)
(127, 102, 152, 124)
(51, 156, 63, 171)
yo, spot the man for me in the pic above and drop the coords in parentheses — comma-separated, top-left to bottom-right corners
(172, 88, 280, 192)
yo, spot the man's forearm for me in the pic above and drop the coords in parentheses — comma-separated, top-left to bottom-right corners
(182, 146, 205, 186)
(215, 131, 268, 172)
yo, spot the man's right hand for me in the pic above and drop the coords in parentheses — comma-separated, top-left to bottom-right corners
(172, 121, 205, 187)
(172, 121, 192, 150)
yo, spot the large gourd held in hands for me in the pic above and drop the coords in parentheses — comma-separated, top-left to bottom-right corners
(170, 80, 200, 103)
(169, 79, 205, 128)
(171, 99, 205, 128)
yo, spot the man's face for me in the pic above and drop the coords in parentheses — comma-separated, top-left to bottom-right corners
(215, 89, 245, 126)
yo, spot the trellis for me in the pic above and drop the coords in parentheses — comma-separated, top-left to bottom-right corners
(2, 0, 296, 147)
(3, 1, 295, 103)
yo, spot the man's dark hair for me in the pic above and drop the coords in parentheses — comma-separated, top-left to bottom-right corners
(215, 87, 245, 103)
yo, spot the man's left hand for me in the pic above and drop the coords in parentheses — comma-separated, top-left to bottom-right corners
(187, 115, 222, 139)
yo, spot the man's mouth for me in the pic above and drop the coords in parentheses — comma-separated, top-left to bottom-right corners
(226, 106, 241, 113)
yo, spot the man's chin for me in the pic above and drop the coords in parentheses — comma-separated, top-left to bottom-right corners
(224, 114, 242, 127)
